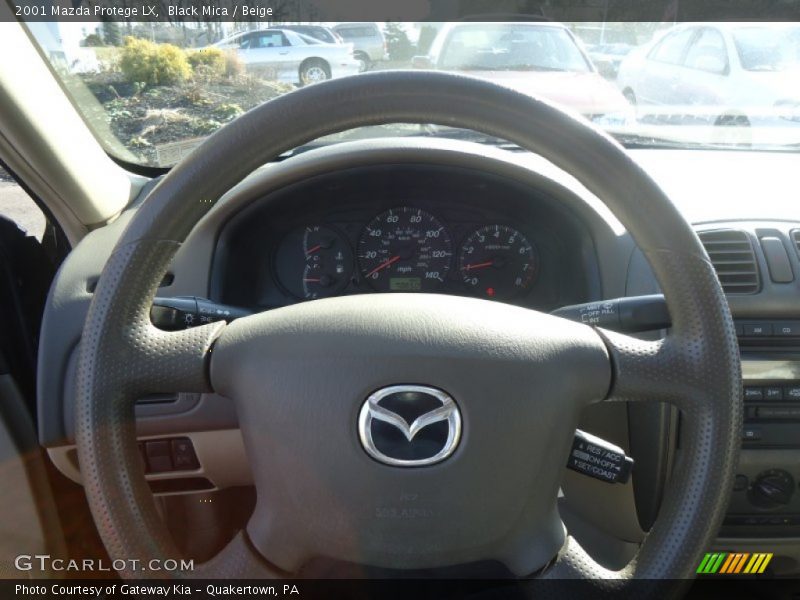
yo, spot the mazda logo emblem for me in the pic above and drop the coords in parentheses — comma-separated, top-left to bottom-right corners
(358, 385, 462, 466)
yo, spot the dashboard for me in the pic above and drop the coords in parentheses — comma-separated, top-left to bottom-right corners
(34, 139, 800, 575)
(212, 164, 597, 312)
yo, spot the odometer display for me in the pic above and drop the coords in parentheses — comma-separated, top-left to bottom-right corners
(358, 207, 452, 292)
(459, 225, 537, 299)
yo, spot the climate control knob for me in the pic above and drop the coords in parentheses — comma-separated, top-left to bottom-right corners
(748, 469, 795, 509)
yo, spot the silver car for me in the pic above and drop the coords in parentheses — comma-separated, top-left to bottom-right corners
(617, 23, 800, 127)
(213, 28, 360, 86)
(332, 22, 388, 70)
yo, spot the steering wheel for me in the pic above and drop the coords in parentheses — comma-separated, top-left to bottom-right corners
(75, 72, 741, 591)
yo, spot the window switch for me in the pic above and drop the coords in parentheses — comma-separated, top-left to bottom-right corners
(171, 438, 199, 471)
(145, 440, 173, 473)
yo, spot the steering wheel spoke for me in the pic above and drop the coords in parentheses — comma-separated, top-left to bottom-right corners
(189, 532, 284, 579)
(123, 323, 225, 395)
(77, 239, 225, 400)
(597, 329, 709, 409)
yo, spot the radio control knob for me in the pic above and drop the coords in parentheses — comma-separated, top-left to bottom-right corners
(749, 469, 795, 509)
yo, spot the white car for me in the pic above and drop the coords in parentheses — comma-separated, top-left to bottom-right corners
(332, 23, 388, 69)
(617, 23, 800, 127)
(415, 22, 630, 122)
(213, 28, 360, 86)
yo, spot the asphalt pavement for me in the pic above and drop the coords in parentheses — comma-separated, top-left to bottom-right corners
(0, 181, 46, 241)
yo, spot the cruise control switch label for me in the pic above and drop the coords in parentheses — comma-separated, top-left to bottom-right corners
(567, 429, 634, 484)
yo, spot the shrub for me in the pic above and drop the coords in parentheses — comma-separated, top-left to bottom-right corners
(214, 103, 244, 121)
(83, 33, 104, 47)
(182, 83, 211, 106)
(222, 50, 245, 79)
(119, 36, 191, 86)
(193, 118, 223, 135)
(153, 43, 192, 85)
(384, 22, 415, 61)
(188, 48, 226, 80)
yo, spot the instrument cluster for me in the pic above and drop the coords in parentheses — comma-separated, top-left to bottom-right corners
(213, 164, 595, 313)
(272, 205, 540, 302)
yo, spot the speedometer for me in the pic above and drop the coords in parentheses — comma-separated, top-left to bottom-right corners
(358, 207, 452, 292)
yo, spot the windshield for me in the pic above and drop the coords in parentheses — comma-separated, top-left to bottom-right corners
(26, 20, 800, 167)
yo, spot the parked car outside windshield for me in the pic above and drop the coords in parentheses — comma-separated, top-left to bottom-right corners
(617, 23, 800, 130)
(24, 21, 800, 168)
(418, 22, 630, 122)
(281, 24, 344, 45)
(332, 22, 388, 69)
(213, 28, 359, 86)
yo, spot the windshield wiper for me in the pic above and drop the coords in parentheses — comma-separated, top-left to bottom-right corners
(499, 64, 563, 71)
(453, 64, 494, 71)
(607, 130, 734, 150)
(418, 126, 523, 149)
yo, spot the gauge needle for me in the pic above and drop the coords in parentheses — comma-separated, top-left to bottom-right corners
(365, 255, 400, 278)
(303, 278, 321, 282)
(464, 260, 494, 271)
(305, 244, 323, 256)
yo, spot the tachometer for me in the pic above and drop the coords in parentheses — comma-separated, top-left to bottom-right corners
(458, 225, 537, 299)
(358, 207, 452, 292)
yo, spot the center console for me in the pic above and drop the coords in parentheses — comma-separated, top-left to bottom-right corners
(722, 321, 800, 535)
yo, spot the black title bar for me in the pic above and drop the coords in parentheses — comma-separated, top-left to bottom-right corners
(4, 0, 800, 23)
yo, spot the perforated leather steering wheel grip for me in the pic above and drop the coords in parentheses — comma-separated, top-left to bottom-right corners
(75, 72, 741, 590)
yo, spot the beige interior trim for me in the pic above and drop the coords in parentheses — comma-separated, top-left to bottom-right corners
(0, 16, 143, 243)
(47, 429, 252, 496)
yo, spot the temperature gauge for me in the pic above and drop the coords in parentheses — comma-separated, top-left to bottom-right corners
(274, 225, 353, 299)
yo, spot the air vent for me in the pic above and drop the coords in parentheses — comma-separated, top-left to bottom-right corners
(698, 229, 760, 294)
(792, 230, 800, 258)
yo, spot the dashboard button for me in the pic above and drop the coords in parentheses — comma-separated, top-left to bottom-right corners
(765, 387, 784, 401)
(171, 438, 200, 471)
(756, 406, 800, 419)
(145, 440, 173, 473)
(138, 443, 148, 473)
(744, 387, 764, 401)
(742, 427, 762, 441)
(743, 323, 773, 337)
(785, 386, 800, 401)
(774, 322, 800, 336)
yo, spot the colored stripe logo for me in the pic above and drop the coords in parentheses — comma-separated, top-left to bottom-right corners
(697, 552, 773, 574)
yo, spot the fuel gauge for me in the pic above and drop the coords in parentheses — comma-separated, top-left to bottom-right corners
(302, 226, 353, 299)
(274, 225, 353, 300)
